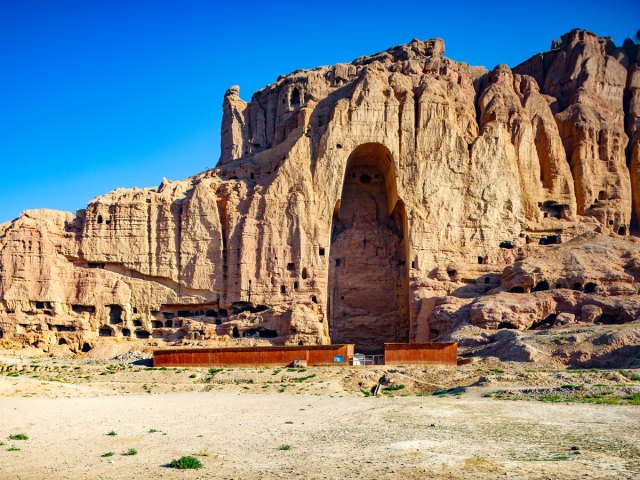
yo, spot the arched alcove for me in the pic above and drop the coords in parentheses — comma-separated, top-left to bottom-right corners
(327, 143, 409, 353)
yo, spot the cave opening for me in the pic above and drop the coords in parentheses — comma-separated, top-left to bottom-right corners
(135, 330, 150, 339)
(327, 143, 409, 354)
(108, 305, 123, 324)
(529, 314, 557, 330)
(584, 282, 597, 293)
(532, 280, 549, 292)
(99, 327, 113, 337)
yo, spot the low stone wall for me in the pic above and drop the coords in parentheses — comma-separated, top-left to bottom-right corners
(384, 342, 458, 365)
(153, 344, 354, 367)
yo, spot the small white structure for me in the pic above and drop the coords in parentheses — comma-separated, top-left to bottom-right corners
(351, 353, 365, 366)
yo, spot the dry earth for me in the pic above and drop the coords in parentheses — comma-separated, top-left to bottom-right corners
(0, 350, 639, 479)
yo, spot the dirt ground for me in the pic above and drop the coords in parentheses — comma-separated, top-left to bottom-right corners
(0, 349, 639, 479)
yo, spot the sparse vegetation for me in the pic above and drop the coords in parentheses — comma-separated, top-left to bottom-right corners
(148, 429, 159, 433)
(494, 387, 640, 405)
(290, 374, 316, 383)
(8, 433, 28, 440)
(106, 430, 117, 436)
(433, 386, 466, 396)
(278, 444, 292, 451)
(169, 455, 203, 469)
(7, 446, 20, 451)
(384, 384, 406, 391)
(122, 448, 137, 456)
(101, 451, 115, 457)
(561, 384, 584, 390)
(546, 454, 570, 461)
(489, 369, 504, 374)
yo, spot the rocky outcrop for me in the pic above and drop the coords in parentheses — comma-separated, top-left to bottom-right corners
(1, 30, 640, 356)
(513, 29, 634, 234)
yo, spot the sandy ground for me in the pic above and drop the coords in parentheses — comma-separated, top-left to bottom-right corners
(0, 351, 639, 479)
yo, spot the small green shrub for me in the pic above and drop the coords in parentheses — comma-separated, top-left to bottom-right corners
(561, 384, 583, 390)
(284, 421, 294, 424)
(6, 372, 20, 377)
(122, 448, 137, 456)
(631, 375, 640, 381)
(623, 394, 640, 404)
(547, 454, 570, 461)
(107, 431, 117, 436)
(101, 452, 115, 457)
(8, 434, 28, 441)
(489, 369, 504, 374)
(169, 455, 203, 469)
(278, 444, 292, 451)
(384, 384, 406, 391)
(7, 446, 20, 451)
(148, 429, 159, 433)
(189, 374, 197, 378)
(290, 374, 316, 383)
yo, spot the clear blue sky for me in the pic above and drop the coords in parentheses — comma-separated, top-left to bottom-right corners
(0, 0, 637, 223)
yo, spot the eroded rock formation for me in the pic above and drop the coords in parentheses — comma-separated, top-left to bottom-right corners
(1, 29, 640, 356)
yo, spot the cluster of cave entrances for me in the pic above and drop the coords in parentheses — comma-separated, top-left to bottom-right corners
(328, 143, 410, 354)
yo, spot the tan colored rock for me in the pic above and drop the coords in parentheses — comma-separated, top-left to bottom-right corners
(554, 312, 576, 326)
(514, 29, 632, 235)
(1, 30, 640, 356)
(581, 304, 603, 323)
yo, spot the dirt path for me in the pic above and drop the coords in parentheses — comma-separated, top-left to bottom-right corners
(1, 390, 638, 479)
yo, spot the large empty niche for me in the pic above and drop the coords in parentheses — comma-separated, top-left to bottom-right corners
(328, 143, 409, 354)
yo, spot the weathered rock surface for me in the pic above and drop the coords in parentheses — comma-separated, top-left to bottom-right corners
(1, 30, 640, 357)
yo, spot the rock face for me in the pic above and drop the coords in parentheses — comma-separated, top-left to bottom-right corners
(1, 29, 640, 355)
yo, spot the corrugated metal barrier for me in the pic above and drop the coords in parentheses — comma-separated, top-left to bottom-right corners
(153, 344, 354, 367)
(383, 342, 458, 365)
(153, 342, 458, 367)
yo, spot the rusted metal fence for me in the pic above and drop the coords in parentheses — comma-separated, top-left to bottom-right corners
(153, 344, 354, 367)
(153, 342, 458, 367)
(383, 342, 458, 365)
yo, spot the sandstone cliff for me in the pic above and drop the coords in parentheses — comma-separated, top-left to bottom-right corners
(1, 29, 639, 359)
